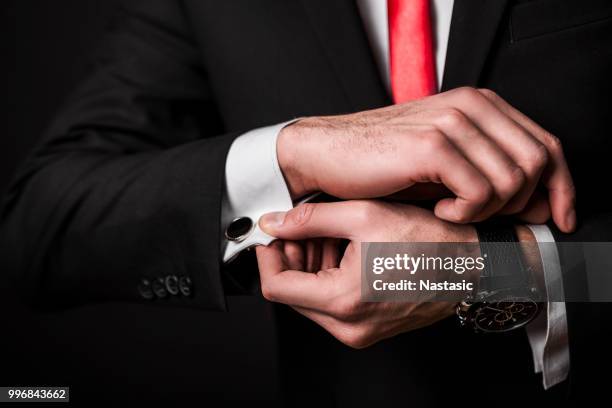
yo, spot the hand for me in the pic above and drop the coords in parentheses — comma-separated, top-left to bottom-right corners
(278, 87, 576, 232)
(256, 201, 478, 349)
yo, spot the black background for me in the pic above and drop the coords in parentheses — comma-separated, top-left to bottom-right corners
(2, 1, 280, 405)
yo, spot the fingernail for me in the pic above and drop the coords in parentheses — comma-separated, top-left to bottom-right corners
(259, 211, 287, 233)
(566, 209, 576, 232)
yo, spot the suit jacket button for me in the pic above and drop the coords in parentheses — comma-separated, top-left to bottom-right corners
(179, 276, 192, 297)
(165, 275, 180, 296)
(152, 277, 168, 299)
(138, 278, 154, 300)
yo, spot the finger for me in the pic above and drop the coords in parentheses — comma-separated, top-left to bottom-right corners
(477, 88, 576, 232)
(262, 269, 334, 309)
(422, 108, 525, 220)
(257, 243, 334, 309)
(256, 241, 287, 283)
(283, 241, 305, 271)
(305, 239, 322, 273)
(438, 88, 547, 218)
(421, 135, 493, 223)
(321, 238, 341, 270)
(515, 190, 551, 225)
(259, 202, 365, 240)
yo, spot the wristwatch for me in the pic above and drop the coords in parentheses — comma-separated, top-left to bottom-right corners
(456, 219, 541, 333)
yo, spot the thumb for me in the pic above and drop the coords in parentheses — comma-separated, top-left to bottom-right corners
(259, 202, 362, 240)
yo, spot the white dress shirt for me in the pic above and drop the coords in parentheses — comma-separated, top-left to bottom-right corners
(221, 0, 569, 389)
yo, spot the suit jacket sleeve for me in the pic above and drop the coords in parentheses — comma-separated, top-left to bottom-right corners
(549, 210, 612, 299)
(548, 209, 612, 393)
(0, 0, 237, 310)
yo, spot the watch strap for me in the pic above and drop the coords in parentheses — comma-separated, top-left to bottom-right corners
(475, 219, 529, 296)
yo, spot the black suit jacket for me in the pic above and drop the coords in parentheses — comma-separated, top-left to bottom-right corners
(2, 0, 612, 406)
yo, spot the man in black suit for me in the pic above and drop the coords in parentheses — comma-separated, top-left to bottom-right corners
(1, 0, 611, 406)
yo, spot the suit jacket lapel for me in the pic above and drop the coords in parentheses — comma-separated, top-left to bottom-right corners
(442, 0, 510, 91)
(296, 0, 510, 107)
(298, 0, 390, 111)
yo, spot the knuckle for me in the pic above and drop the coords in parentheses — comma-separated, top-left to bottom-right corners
(260, 284, 276, 302)
(286, 203, 315, 227)
(352, 200, 380, 226)
(472, 181, 494, 205)
(420, 130, 449, 154)
(525, 143, 549, 174)
(454, 86, 478, 97)
(478, 88, 499, 100)
(497, 167, 526, 199)
(332, 297, 362, 321)
(283, 243, 302, 259)
(437, 108, 468, 128)
(457, 184, 493, 221)
(453, 86, 482, 103)
(336, 325, 370, 349)
(545, 132, 564, 155)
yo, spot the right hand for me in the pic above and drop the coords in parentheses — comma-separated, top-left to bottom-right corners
(278, 87, 576, 232)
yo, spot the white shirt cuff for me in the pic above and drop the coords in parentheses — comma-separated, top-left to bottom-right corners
(221, 121, 296, 263)
(525, 224, 570, 389)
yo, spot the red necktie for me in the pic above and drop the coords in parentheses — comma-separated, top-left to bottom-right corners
(388, 0, 437, 103)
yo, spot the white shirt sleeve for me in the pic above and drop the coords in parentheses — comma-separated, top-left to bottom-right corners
(526, 224, 570, 389)
(221, 121, 296, 263)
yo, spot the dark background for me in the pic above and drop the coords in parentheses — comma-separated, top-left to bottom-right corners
(2, 1, 280, 404)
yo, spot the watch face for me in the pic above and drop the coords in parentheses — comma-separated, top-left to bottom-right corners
(472, 298, 539, 333)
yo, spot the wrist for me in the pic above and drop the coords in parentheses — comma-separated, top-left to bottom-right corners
(461, 225, 482, 286)
(469, 223, 543, 294)
(515, 225, 545, 292)
(277, 119, 318, 200)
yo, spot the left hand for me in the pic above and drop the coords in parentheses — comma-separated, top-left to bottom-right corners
(256, 200, 479, 349)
